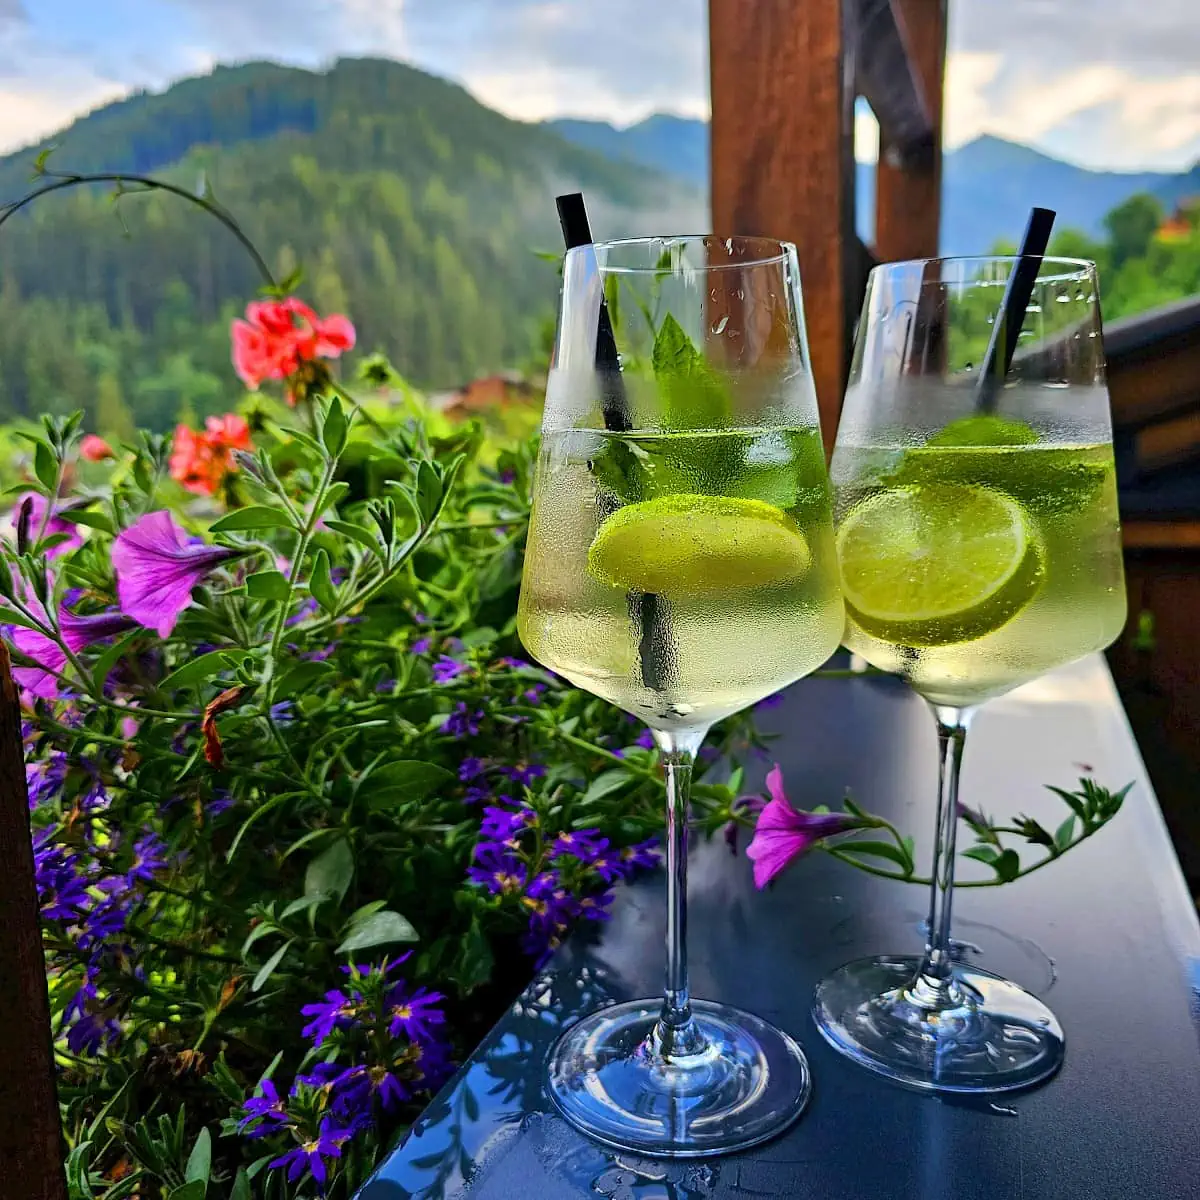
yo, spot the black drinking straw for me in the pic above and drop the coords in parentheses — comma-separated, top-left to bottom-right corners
(555, 192, 667, 692)
(975, 206, 1056, 413)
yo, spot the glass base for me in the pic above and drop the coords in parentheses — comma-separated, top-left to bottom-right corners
(545, 998, 811, 1157)
(813, 955, 1064, 1094)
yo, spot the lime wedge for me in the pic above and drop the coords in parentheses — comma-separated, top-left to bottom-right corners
(837, 484, 1044, 647)
(588, 493, 811, 596)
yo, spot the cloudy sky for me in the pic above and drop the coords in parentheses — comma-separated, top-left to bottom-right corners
(1, 0, 1198, 172)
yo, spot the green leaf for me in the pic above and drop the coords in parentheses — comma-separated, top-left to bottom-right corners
(367, 759, 454, 806)
(305, 838, 354, 903)
(322, 481, 351, 512)
(246, 570, 291, 601)
(230, 1169, 251, 1200)
(962, 844, 1000, 865)
(1046, 785, 1088, 824)
(415, 458, 441, 524)
(280, 894, 326, 920)
(66, 1142, 95, 1198)
(209, 506, 293, 533)
(275, 659, 335, 695)
(993, 848, 1022, 883)
(59, 509, 114, 534)
(460, 626, 497, 649)
(309, 548, 337, 612)
(160, 651, 234, 692)
(0, 606, 48, 633)
(184, 1127, 211, 1185)
(132, 455, 154, 494)
(651, 313, 732, 429)
(1054, 815, 1077, 851)
(322, 397, 348, 456)
(251, 939, 294, 992)
(581, 768, 634, 806)
(33, 440, 57, 492)
(168, 1182, 207, 1200)
(337, 910, 419, 953)
(324, 519, 382, 557)
(836, 839, 913, 873)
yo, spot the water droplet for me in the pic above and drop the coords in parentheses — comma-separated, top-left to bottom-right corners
(1044, 379, 1070, 389)
(964, 362, 973, 371)
(879, 306, 891, 321)
(712, 315, 729, 335)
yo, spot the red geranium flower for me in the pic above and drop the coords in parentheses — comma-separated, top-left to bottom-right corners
(169, 414, 253, 497)
(231, 297, 356, 396)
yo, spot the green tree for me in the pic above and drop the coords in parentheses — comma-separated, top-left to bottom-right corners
(1103, 193, 1164, 268)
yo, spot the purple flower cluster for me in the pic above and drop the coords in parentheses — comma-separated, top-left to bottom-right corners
(240, 959, 455, 1194)
(33, 815, 173, 1054)
(464, 795, 661, 967)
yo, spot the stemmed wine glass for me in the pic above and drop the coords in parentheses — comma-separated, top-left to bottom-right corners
(813, 256, 1127, 1092)
(517, 235, 844, 1154)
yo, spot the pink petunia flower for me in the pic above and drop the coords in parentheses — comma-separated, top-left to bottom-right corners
(112, 511, 238, 637)
(9, 605, 136, 699)
(6, 493, 84, 559)
(745, 765, 863, 889)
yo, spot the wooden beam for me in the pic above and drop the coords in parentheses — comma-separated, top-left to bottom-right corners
(0, 643, 67, 1200)
(1123, 521, 1200, 552)
(710, 0, 857, 454)
(856, 0, 935, 159)
(873, 0, 947, 262)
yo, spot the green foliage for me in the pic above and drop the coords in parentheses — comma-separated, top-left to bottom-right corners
(9, 364, 759, 1198)
(1103, 192, 1165, 268)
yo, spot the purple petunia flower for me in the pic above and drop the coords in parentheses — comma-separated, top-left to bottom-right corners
(522, 684, 548, 705)
(239, 1078, 293, 1138)
(410, 635, 432, 655)
(463, 784, 489, 805)
(269, 1120, 349, 1190)
(756, 690, 786, 711)
(10, 604, 137, 700)
(384, 982, 447, 1044)
(578, 888, 615, 923)
(443, 703, 482, 738)
(300, 989, 362, 1047)
(432, 655, 468, 684)
(495, 655, 529, 670)
(7, 493, 84, 558)
(112, 511, 238, 637)
(724, 794, 768, 854)
(584, 847, 626, 883)
(745, 765, 864, 888)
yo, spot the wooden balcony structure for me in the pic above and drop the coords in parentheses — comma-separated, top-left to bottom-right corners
(710, 0, 947, 451)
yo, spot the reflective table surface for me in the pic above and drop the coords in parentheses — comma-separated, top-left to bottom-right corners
(361, 657, 1200, 1199)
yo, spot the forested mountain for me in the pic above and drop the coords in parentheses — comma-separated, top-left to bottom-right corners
(548, 118, 1200, 256)
(0, 59, 703, 431)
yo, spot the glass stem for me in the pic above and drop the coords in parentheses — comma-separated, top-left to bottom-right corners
(650, 725, 708, 1060)
(912, 705, 975, 1006)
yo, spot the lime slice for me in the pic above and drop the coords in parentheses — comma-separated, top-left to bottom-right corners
(837, 484, 1044, 647)
(588, 493, 811, 596)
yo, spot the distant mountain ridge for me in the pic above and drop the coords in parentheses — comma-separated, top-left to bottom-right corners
(0, 58, 705, 429)
(547, 117, 1200, 254)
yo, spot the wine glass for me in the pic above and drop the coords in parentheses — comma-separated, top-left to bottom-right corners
(813, 256, 1127, 1092)
(517, 236, 845, 1154)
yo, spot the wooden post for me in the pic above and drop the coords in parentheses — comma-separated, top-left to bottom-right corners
(710, 0, 858, 454)
(873, 0, 947, 261)
(0, 642, 68, 1200)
